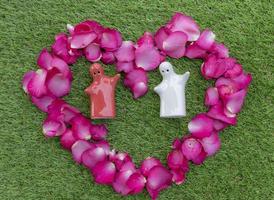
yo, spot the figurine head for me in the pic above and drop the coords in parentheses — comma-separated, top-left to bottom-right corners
(90, 63, 104, 80)
(159, 61, 174, 78)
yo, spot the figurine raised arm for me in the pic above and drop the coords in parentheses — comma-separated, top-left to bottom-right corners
(85, 63, 120, 119)
(154, 61, 190, 118)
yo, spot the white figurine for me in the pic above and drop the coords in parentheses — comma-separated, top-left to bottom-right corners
(154, 61, 190, 118)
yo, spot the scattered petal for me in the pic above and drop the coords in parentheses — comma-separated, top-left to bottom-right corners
(114, 41, 135, 62)
(31, 95, 56, 113)
(84, 43, 102, 62)
(205, 87, 219, 106)
(90, 124, 108, 140)
(166, 12, 200, 41)
(162, 31, 188, 58)
(22, 71, 35, 93)
(135, 44, 161, 71)
(188, 113, 214, 138)
(116, 61, 134, 73)
(137, 32, 154, 47)
(224, 63, 243, 78)
(171, 168, 185, 185)
(46, 70, 71, 97)
(27, 69, 48, 97)
(191, 149, 207, 165)
(196, 29, 215, 50)
(154, 27, 169, 50)
(42, 117, 66, 137)
(146, 166, 172, 200)
(82, 147, 106, 169)
(92, 160, 116, 185)
(210, 42, 229, 58)
(140, 157, 162, 177)
(60, 129, 77, 150)
(213, 119, 228, 131)
(201, 132, 221, 156)
(185, 42, 207, 59)
(126, 172, 146, 195)
(223, 88, 247, 114)
(71, 140, 93, 163)
(167, 150, 185, 169)
(181, 137, 202, 160)
(71, 115, 92, 140)
(101, 51, 116, 64)
(207, 102, 237, 125)
(37, 48, 52, 69)
(100, 28, 122, 51)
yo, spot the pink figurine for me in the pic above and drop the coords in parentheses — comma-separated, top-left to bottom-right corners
(85, 63, 120, 119)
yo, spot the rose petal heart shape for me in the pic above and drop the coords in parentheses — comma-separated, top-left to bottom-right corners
(22, 12, 252, 200)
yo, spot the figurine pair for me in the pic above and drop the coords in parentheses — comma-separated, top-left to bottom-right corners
(85, 62, 190, 119)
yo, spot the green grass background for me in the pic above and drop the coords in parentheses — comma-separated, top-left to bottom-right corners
(0, 0, 273, 199)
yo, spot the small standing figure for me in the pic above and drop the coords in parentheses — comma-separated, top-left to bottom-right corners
(85, 63, 120, 119)
(154, 61, 190, 118)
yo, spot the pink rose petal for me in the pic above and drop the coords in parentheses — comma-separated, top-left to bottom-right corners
(205, 87, 219, 106)
(100, 28, 122, 51)
(90, 124, 108, 140)
(172, 138, 182, 150)
(22, 71, 35, 93)
(135, 44, 161, 71)
(196, 29, 215, 50)
(191, 149, 207, 165)
(210, 42, 229, 58)
(154, 27, 169, 50)
(223, 88, 247, 114)
(70, 33, 97, 49)
(92, 160, 116, 185)
(113, 167, 135, 195)
(60, 129, 77, 150)
(27, 69, 48, 97)
(123, 68, 148, 99)
(51, 33, 80, 64)
(185, 42, 207, 59)
(137, 32, 154, 47)
(207, 102, 237, 125)
(114, 41, 135, 62)
(46, 70, 71, 97)
(42, 117, 66, 137)
(146, 166, 172, 199)
(31, 95, 56, 113)
(181, 137, 202, 160)
(201, 55, 227, 79)
(110, 152, 132, 170)
(101, 51, 116, 64)
(162, 31, 188, 58)
(166, 12, 200, 41)
(115, 61, 134, 73)
(201, 132, 221, 156)
(231, 72, 252, 90)
(84, 43, 102, 62)
(95, 140, 110, 155)
(140, 157, 162, 177)
(82, 147, 106, 170)
(71, 140, 93, 163)
(224, 63, 243, 78)
(171, 168, 185, 185)
(132, 82, 148, 99)
(188, 113, 214, 138)
(167, 150, 185, 169)
(62, 104, 80, 123)
(126, 172, 146, 195)
(70, 115, 92, 140)
(213, 119, 228, 131)
(37, 48, 52, 69)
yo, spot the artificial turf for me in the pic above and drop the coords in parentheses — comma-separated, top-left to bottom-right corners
(0, 0, 273, 199)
